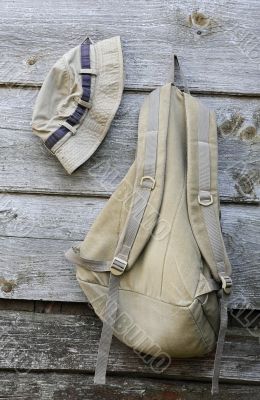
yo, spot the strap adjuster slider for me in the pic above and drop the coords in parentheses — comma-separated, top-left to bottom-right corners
(220, 275, 232, 294)
(111, 257, 127, 276)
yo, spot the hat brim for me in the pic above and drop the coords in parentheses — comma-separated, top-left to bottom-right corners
(55, 36, 124, 174)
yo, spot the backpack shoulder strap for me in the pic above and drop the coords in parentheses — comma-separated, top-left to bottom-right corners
(185, 93, 232, 283)
(94, 83, 171, 384)
(184, 93, 232, 394)
(66, 85, 171, 386)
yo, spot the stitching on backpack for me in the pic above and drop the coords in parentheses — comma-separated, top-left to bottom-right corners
(188, 300, 214, 353)
(77, 276, 195, 308)
(199, 293, 219, 337)
(159, 177, 186, 297)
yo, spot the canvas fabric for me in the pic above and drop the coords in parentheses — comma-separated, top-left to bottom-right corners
(68, 82, 231, 360)
(32, 36, 124, 174)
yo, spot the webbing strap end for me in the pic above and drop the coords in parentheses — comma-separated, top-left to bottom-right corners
(211, 292, 229, 395)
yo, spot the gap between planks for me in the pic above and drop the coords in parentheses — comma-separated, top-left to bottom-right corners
(0, 189, 258, 205)
(1, 82, 260, 97)
(0, 299, 259, 330)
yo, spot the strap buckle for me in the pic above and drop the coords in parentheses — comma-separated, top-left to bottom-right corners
(140, 176, 156, 190)
(111, 257, 127, 276)
(198, 190, 213, 206)
(220, 275, 232, 294)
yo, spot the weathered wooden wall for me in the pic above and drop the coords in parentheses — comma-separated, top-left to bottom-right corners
(0, 0, 259, 398)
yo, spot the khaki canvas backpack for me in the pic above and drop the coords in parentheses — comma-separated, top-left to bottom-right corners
(66, 56, 232, 395)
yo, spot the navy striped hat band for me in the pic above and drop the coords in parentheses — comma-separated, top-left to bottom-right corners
(45, 41, 91, 150)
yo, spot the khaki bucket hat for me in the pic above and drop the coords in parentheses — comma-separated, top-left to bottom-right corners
(32, 36, 124, 174)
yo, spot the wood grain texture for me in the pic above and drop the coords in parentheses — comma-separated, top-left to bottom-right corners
(0, 193, 259, 307)
(0, 372, 259, 400)
(0, 310, 259, 383)
(0, 0, 260, 94)
(0, 88, 259, 202)
(0, 0, 259, 393)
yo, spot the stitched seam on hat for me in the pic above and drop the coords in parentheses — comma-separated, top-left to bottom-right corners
(55, 57, 72, 120)
(89, 44, 96, 101)
(32, 57, 71, 134)
(52, 46, 92, 154)
(62, 54, 73, 94)
(52, 132, 72, 153)
(54, 37, 123, 173)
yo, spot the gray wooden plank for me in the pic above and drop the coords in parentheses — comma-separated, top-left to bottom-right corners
(0, 193, 259, 307)
(0, 88, 259, 203)
(0, 237, 83, 301)
(0, 372, 259, 400)
(1, 0, 260, 94)
(0, 310, 259, 383)
(0, 193, 106, 241)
